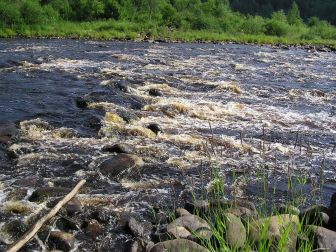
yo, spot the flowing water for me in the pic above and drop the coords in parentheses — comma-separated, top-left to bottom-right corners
(0, 39, 335, 250)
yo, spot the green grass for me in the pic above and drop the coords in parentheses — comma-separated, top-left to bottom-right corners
(1, 20, 336, 49)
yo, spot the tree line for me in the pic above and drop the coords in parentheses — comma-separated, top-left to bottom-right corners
(0, 0, 335, 41)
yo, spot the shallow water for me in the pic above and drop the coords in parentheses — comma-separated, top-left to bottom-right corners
(0, 39, 335, 250)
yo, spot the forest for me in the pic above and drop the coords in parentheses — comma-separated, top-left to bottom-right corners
(0, 0, 336, 46)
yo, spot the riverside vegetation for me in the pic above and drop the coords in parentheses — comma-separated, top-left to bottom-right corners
(0, 0, 336, 47)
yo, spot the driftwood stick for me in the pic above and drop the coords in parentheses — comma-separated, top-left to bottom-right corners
(6, 179, 86, 252)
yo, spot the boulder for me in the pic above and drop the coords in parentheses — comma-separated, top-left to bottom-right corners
(223, 213, 246, 248)
(48, 231, 75, 252)
(84, 219, 104, 239)
(148, 239, 209, 252)
(249, 214, 299, 251)
(98, 154, 144, 181)
(175, 208, 191, 218)
(328, 192, 336, 230)
(65, 197, 83, 216)
(167, 215, 212, 240)
(0, 122, 18, 139)
(128, 238, 154, 252)
(310, 226, 336, 252)
(277, 204, 300, 216)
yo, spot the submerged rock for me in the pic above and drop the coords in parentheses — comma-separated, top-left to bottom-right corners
(98, 154, 144, 181)
(148, 239, 209, 252)
(84, 219, 105, 239)
(0, 122, 18, 143)
(48, 231, 75, 252)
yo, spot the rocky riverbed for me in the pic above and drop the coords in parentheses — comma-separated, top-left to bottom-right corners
(0, 39, 335, 251)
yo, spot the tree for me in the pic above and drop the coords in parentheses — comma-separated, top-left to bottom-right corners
(287, 1, 302, 25)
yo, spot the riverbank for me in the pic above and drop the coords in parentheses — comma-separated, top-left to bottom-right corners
(1, 20, 336, 50)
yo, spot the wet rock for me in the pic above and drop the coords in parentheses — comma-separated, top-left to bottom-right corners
(300, 205, 329, 227)
(128, 217, 153, 239)
(6, 188, 28, 201)
(29, 187, 70, 202)
(75, 97, 88, 108)
(0, 122, 17, 144)
(167, 215, 212, 240)
(0, 219, 28, 244)
(56, 217, 81, 231)
(116, 80, 131, 93)
(147, 123, 162, 135)
(148, 239, 209, 252)
(86, 115, 102, 130)
(277, 204, 300, 216)
(249, 214, 299, 251)
(148, 88, 163, 97)
(66, 197, 83, 216)
(91, 208, 111, 223)
(84, 219, 104, 239)
(3, 200, 34, 214)
(48, 231, 75, 252)
(98, 154, 144, 181)
(117, 109, 140, 123)
(102, 143, 135, 154)
(8, 143, 35, 158)
(175, 208, 191, 217)
(223, 213, 246, 248)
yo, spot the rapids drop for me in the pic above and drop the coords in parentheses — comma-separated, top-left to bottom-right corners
(0, 39, 335, 250)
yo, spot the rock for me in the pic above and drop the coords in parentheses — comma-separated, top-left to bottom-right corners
(175, 208, 191, 217)
(211, 199, 257, 214)
(223, 213, 246, 248)
(102, 143, 135, 154)
(185, 200, 210, 214)
(167, 215, 212, 240)
(75, 97, 88, 108)
(148, 89, 163, 97)
(29, 187, 70, 202)
(52, 128, 78, 139)
(328, 192, 336, 230)
(117, 109, 140, 123)
(6, 188, 28, 201)
(148, 239, 209, 252)
(308, 226, 336, 252)
(116, 80, 131, 93)
(84, 219, 104, 239)
(128, 217, 152, 239)
(91, 208, 111, 223)
(86, 115, 102, 130)
(98, 154, 144, 181)
(300, 205, 329, 227)
(65, 197, 83, 216)
(56, 217, 80, 231)
(249, 214, 299, 251)
(0, 220, 28, 244)
(0, 122, 18, 140)
(48, 231, 75, 252)
(147, 123, 162, 135)
(277, 204, 300, 216)
(225, 206, 254, 220)
(129, 238, 154, 252)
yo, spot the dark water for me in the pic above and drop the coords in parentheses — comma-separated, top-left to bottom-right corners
(0, 39, 335, 250)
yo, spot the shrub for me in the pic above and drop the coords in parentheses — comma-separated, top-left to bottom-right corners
(241, 15, 266, 34)
(20, 0, 46, 25)
(48, 0, 72, 19)
(102, 0, 120, 20)
(265, 20, 290, 36)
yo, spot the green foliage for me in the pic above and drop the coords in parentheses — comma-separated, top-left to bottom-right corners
(265, 11, 290, 36)
(287, 1, 302, 25)
(20, 0, 48, 25)
(0, 1, 22, 27)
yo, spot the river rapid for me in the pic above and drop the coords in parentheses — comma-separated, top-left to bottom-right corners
(0, 39, 335, 251)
